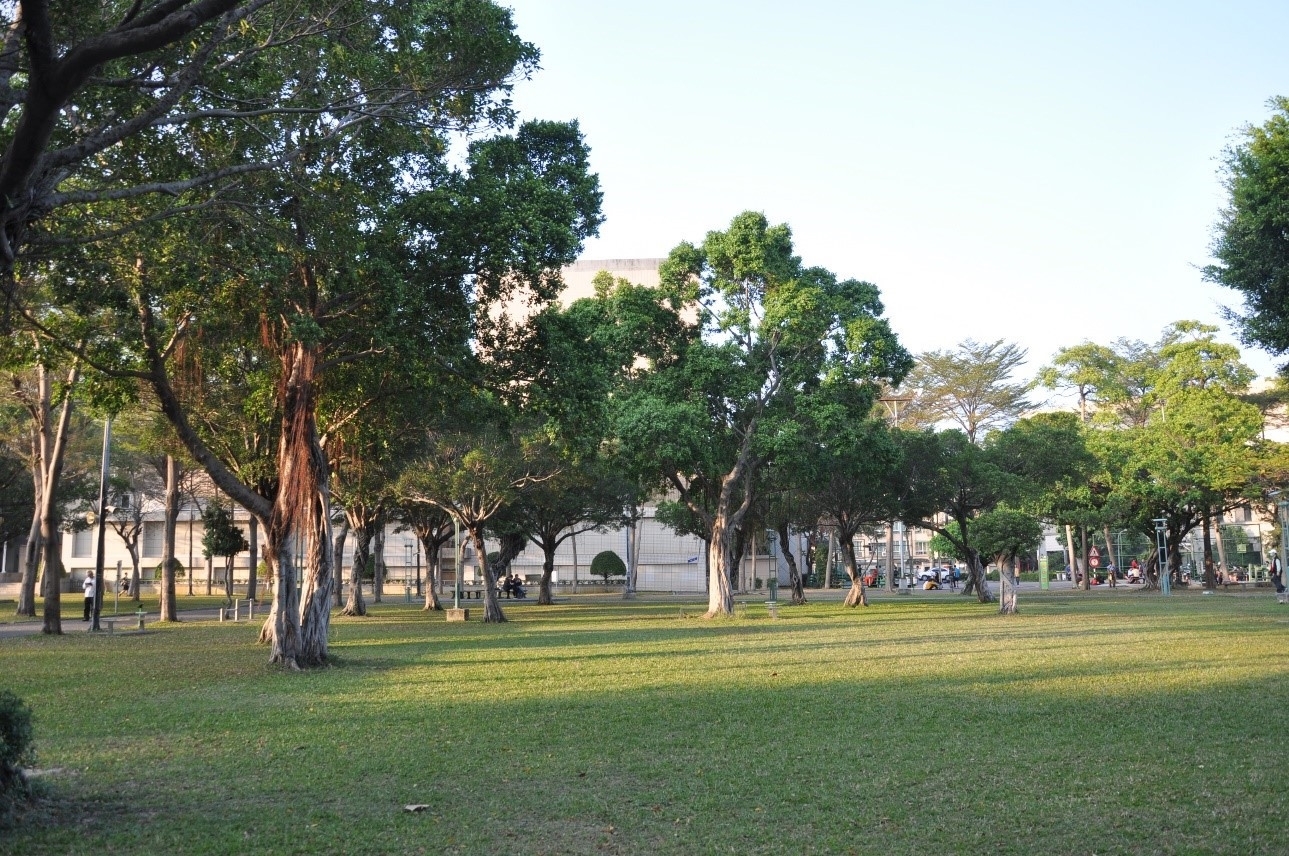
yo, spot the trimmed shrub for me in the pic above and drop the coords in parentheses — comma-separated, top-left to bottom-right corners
(590, 550, 627, 583)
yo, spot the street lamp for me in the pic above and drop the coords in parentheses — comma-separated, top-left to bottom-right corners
(1153, 517, 1170, 596)
(89, 417, 112, 632)
(1277, 500, 1289, 591)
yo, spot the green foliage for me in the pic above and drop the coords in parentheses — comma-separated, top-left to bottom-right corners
(1205, 96, 1289, 356)
(200, 505, 248, 560)
(589, 550, 626, 582)
(0, 689, 34, 820)
(154, 559, 185, 580)
(902, 339, 1032, 442)
(971, 507, 1043, 565)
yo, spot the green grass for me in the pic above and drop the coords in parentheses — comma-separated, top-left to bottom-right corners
(2, 589, 1288, 854)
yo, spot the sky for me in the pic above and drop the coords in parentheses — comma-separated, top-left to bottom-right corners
(503, 1, 1289, 385)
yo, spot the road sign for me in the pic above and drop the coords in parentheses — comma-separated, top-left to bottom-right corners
(1089, 546, 1101, 568)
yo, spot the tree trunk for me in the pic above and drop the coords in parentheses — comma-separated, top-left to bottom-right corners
(705, 513, 736, 617)
(472, 527, 507, 623)
(247, 513, 259, 604)
(839, 533, 868, 608)
(261, 340, 335, 669)
(1064, 524, 1078, 589)
(570, 532, 580, 594)
(343, 517, 375, 617)
(372, 518, 386, 603)
(14, 498, 40, 616)
(623, 508, 640, 599)
(997, 554, 1019, 614)
(537, 540, 557, 605)
(1213, 511, 1229, 587)
(224, 555, 234, 605)
(332, 517, 348, 608)
(159, 455, 179, 622)
(964, 547, 992, 603)
(776, 522, 806, 605)
(422, 542, 442, 611)
(39, 363, 79, 635)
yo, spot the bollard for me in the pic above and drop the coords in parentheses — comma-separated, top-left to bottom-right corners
(135, 606, 145, 631)
(249, 600, 255, 620)
(404, 582, 411, 603)
(218, 607, 225, 622)
(234, 599, 240, 622)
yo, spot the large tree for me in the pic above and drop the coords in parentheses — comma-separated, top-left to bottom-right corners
(34, 19, 600, 664)
(1043, 322, 1268, 590)
(1205, 96, 1289, 358)
(900, 339, 1032, 443)
(613, 212, 910, 617)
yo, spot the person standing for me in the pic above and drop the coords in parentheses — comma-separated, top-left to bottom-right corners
(82, 572, 96, 621)
(1271, 551, 1285, 604)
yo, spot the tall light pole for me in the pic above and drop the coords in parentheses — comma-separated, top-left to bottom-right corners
(1278, 500, 1289, 589)
(90, 417, 112, 632)
(1153, 517, 1170, 596)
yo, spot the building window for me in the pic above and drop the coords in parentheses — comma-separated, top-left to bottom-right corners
(142, 521, 164, 558)
(71, 528, 92, 558)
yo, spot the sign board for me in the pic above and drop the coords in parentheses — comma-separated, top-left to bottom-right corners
(1089, 546, 1101, 568)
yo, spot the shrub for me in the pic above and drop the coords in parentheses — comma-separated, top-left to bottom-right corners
(590, 551, 626, 583)
(0, 690, 34, 821)
(154, 559, 185, 580)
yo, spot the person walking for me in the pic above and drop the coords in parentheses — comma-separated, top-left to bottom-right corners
(82, 571, 96, 621)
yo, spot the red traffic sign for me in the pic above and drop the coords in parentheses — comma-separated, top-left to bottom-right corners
(1089, 555, 1100, 567)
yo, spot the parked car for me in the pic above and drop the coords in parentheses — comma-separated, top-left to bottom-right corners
(917, 567, 949, 583)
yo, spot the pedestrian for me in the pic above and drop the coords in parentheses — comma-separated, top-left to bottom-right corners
(1271, 551, 1285, 604)
(82, 571, 96, 621)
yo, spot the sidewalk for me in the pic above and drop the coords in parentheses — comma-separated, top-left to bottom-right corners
(0, 604, 242, 639)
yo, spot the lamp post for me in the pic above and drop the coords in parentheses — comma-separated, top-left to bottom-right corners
(1278, 501, 1289, 588)
(453, 516, 462, 609)
(416, 540, 423, 597)
(90, 417, 112, 632)
(1153, 517, 1170, 596)
(187, 501, 195, 596)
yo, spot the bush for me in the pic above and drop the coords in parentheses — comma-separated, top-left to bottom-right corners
(0, 690, 34, 821)
(590, 551, 626, 583)
(154, 559, 185, 580)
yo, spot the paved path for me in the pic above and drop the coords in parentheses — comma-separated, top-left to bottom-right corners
(0, 605, 245, 639)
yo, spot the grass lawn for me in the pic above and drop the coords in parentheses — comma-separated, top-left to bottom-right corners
(2, 589, 1287, 854)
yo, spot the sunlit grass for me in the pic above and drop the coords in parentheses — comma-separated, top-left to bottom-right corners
(2, 590, 1288, 854)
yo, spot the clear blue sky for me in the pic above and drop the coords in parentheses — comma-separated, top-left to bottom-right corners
(506, 1, 1289, 382)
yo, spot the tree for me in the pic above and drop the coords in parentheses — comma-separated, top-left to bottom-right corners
(971, 507, 1043, 614)
(1205, 96, 1289, 357)
(498, 458, 634, 605)
(1043, 322, 1266, 591)
(395, 412, 560, 623)
(590, 550, 626, 584)
(900, 339, 1033, 443)
(786, 415, 905, 608)
(0, 1, 546, 302)
(201, 502, 248, 606)
(613, 212, 910, 617)
(899, 413, 1092, 605)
